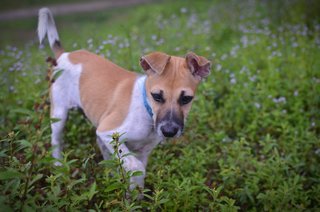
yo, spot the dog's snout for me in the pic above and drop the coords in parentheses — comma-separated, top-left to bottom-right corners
(160, 124, 179, 137)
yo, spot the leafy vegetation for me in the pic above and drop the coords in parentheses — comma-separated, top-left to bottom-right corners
(1, 0, 320, 210)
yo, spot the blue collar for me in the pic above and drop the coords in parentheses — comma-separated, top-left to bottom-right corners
(141, 76, 153, 118)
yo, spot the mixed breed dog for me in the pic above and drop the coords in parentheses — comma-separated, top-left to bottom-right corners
(38, 8, 211, 194)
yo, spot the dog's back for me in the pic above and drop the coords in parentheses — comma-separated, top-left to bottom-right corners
(68, 50, 137, 127)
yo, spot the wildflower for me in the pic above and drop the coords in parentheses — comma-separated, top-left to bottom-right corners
(35, 78, 41, 84)
(273, 97, 286, 104)
(261, 18, 270, 26)
(239, 66, 248, 74)
(180, 7, 187, 13)
(292, 42, 298, 48)
(250, 75, 257, 82)
(156, 38, 164, 46)
(9, 85, 15, 92)
(216, 64, 222, 71)
(230, 78, 236, 84)
(230, 45, 239, 57)
(254, 102, 261, 109)
(220, 54, 227, 60)
(187, 14, 197, 28)
(222, 137, 231, 143)
(151, 35, 157, 41)
(143, 48, 150, 53)
(241, 35, 248, 47)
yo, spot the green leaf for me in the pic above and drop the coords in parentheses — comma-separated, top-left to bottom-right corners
(130, 170, 143, 177)
(16, 139, 32, 151)
(158, 198, 169, 204)
(0, 150, 8, 158)
(88, 182, 98, 200)
(121, 152, 135, 158)
(0, 170, 23, 180)
(10, 108, 33, 116)
(29, 174, 43, 186)
(105, 182, 121, 192)
(52, 69, 63, 81)
(50, 118, 61, 123)
(0, 196, 13, 212)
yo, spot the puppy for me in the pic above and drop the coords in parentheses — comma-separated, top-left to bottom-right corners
(38, 8, 211, 192)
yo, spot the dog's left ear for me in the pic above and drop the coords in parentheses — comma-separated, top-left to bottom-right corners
(140, 52, 171, 75)
(186, 52, 211, 81)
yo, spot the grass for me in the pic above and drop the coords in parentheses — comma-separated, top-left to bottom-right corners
(1, 0, 320, 210)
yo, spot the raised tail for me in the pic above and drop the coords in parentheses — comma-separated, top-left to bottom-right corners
(38, 8, 64, 58)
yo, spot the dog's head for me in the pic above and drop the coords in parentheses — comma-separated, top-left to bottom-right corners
(140, 52, 211, 138)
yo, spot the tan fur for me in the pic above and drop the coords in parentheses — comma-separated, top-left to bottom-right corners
(145, 56, 199, 122)
(140, 52, 171, 75)
(69, 50, 137, 131)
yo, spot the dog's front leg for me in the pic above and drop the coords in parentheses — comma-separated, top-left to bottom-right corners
(96, 131, 146, 191)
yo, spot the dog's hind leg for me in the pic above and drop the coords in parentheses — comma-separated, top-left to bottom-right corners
(50, 102, 68, 165)
(49, 62, 78, 165)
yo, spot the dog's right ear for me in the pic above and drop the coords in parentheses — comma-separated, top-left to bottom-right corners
(140, 52, 171, 75)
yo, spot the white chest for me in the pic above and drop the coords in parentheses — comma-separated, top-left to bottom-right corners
(107, 76, 163, 152)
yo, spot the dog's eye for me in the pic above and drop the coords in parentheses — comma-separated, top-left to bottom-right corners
(151, 92, 165, 103)
(179, 95, 193, 105)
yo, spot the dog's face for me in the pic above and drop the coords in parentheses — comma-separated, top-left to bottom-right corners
(140, 52, 211, 138)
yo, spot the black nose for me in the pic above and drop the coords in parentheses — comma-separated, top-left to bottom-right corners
(160, 125, 179, 137)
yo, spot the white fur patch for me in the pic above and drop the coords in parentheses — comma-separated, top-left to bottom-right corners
(52, 53, 82, 109)
(97, 76, 163, 152)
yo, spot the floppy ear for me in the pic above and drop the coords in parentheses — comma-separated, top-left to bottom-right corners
(186, 52, 211, 80)
(140, 52, 171, 75)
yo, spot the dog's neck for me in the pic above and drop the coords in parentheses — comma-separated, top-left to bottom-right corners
(139, 76, 153, 118)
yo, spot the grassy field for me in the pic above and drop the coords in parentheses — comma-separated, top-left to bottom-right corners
(1, 0, 320, 210)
